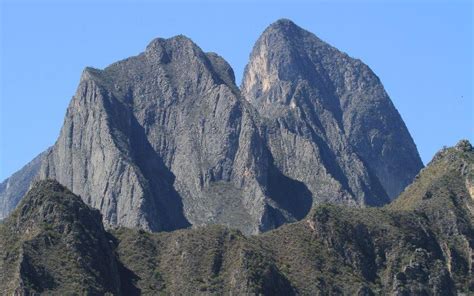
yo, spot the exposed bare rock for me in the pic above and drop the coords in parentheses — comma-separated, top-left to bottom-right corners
(0, 149, 50, 220)
(242, 19, 423, 201)
(36, 35, 314, 234)
(1, 19, 423, 234)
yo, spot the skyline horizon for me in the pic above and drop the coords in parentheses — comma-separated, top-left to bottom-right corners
(1, 1, 472, 181)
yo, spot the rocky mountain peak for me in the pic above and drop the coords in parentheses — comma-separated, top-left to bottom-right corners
(1, 19, 423, 234)
(257, 18, 324, 48)
(144, 35, 204, 64)
(241, 19, 326, 105)
(242, 20, 423, 201)
(0, 18, 470, 295)
(262, 18, 308, 39)
(37, 32, 272, 234)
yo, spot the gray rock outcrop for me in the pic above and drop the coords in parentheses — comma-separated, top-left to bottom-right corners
(242, 19, 423, 201)
(0, 149, 49, 220)
(38, 36, 312, 234)
(1, 19, 423, 234)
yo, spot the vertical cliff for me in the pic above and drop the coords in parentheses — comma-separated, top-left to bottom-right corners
(242, 19, 423, 201)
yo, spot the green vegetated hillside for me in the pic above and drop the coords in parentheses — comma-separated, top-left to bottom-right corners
(1, 140, 472, 295)
(0, 181, 121, 295)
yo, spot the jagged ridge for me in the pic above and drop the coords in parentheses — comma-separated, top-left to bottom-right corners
(0, 141, 472, 294)
(1, 19, 423, 235)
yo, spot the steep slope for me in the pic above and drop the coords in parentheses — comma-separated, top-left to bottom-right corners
(0, 149, 49, 220)
(1, 141, 471, 295)
(389, 139, 474, 291)
(242, 19, 423, 201)
(0, 180, 297, 295)
(37, 35, 315, 234)
(115, 140, 471, 295)
(1, 19, 422, 234)
(0, 180, 121, 295)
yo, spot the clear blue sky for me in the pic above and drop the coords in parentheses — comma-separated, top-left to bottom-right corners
(0, 0, 472, 181)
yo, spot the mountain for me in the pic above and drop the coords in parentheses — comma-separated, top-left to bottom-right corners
(37, 35, 302, 234)
(260, 139, 472, 295)
(388, 139, 474, 292)
(0, 149, 49, 220)
(1, 141, 471, 294)
(0, 19, 422, 234)
(242, 19, 422, 201)
(0, 180, 121, 295)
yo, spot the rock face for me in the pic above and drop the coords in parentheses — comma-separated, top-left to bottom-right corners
(1, 141, 472, 295)
(1, 19, 422, 234)
(242, 19, 423, 201)
(37, 35, 312, 234)
(0, 149, 49, 220)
